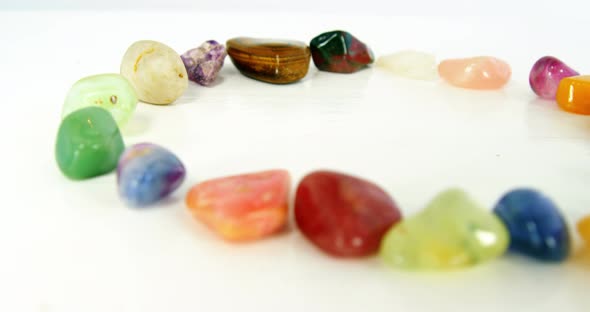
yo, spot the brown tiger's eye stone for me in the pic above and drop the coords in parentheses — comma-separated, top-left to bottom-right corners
(226, 37, 311, 84)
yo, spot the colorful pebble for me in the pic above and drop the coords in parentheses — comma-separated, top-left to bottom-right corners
(56, 107, 124, 180)
(62, 74, 137, 127)
(438, 56, 511, 90)
(226, 37, 311, 84)
(186, 170, 290, 242)
(493, 189, 570, 262)
(181, 40, 227, 86)
(310, 30, 374, 73)
(380, 189, 509, 270)
(117, 143, 186, 207)
(377, 50, 438, 81)
(529, 56, 579, 99)
(120, 40, 188, 105)
(578, 216, 590, 246)
(556, 75, 590, 115)
(295, 170, 402, 257)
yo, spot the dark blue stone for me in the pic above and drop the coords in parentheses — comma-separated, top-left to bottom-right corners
(493, 189, 570, 262)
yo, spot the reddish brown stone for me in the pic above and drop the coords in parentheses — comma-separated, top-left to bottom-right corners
(295, 170, 402, 257)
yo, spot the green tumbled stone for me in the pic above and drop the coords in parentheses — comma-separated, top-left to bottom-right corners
(310, 30, 374, 73)
(380, 189, 509, 270)
(62, 74, 137, 127)
(56, 107, 125, 180)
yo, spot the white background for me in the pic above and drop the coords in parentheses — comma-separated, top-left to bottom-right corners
(2, 0, 587, 15)
(1, 3, 590, 312)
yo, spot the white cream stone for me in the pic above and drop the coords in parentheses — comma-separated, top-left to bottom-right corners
(120, 40, 188, 105)
(377, 50, 438, 81)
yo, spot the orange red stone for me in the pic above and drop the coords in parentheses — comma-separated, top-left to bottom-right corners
(186, 170, 290, 242)
(556, 76, 590, 115)
(438, 56, 511, 90)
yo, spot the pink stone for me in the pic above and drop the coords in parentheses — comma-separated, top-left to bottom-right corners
(529, 56, 579, 99)
(185, 170, 290, 242)
(438, 56, 511, 90)
(295, 170, 402, 257)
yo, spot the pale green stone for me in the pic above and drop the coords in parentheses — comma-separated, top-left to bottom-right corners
(377, 50, 438, 81)
(62, 74, 138, 127)
(380, 189, 509, 270)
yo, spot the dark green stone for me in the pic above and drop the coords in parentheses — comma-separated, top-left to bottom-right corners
(310, 30, 374, 73)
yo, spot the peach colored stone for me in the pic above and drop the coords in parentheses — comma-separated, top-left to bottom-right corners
(438, 56, 511, 90)
(185, 170, 290, 242)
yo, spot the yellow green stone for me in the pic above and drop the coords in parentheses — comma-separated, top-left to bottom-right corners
(380, 189, 509, 270)
(62, 74, 137, 127)
(56, 107, 125, 180)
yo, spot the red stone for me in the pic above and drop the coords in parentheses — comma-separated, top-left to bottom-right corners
(294, 170, 402, 257)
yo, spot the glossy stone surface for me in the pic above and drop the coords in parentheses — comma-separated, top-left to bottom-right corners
(62, 74, 137, 127)
(380, 189, 509, 270)
(56, 107, 124, 180)
(120, 40, 188, 105)
(310, 30, 374, 73)
(578, 216, 590, 246)
(529, 56, 579, 99)
(556, 75, 590, 115)
(226, 37, 310, 84)
(438, 56, 511, 90)
(493, 189, 570, 262)
(117, 143, 186, 207)
(377, 50, 438, 81)
(181, 40, 227, 86)
(295, 170, 402, 257)
(186, 170, 290, 242)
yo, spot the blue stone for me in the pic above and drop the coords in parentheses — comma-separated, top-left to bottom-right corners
(117, 143, 186, 206)
(493, 189, 570, 262)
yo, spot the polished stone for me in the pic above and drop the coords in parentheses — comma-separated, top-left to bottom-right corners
(494, 189, 570, 262)
(377, 50, 438, 80)
(226, 37, 310, 84)
(380, 189, 509, 270)
(556, 75, 590, 115)
(181, 40, 227, 86)
(117, 143, 186, 207)
(438, 56, 511, 90)
(295, 170, 402, 257)
(120, 40, 188, 105)
(186, 170, 290, 241)
(529, 56, 578, 99)
(310, 30, 374, 73)
(578, 216, 590, 247)
(56, 107, 124, 180)
(62, 74, 137, 127)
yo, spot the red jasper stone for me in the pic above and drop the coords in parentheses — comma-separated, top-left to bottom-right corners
(295, 170, 402, 257)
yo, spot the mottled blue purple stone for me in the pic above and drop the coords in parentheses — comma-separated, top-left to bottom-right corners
(181, 40, 227, 86)
(117, 143, 186, 207)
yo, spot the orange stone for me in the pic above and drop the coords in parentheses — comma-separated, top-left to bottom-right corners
(438, 56, 511, 90)
(185, 170, 290, 242)
(578, 215, 590, 246)
(556, 76, 590, 115)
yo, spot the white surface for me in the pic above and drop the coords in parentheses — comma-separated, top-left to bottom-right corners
(1, 11, 590, 312)
(3, 0, 589, 16)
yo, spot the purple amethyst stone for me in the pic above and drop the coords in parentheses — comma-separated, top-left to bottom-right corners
(181, 40, 227, 86)
(529, 56, 579, 99)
